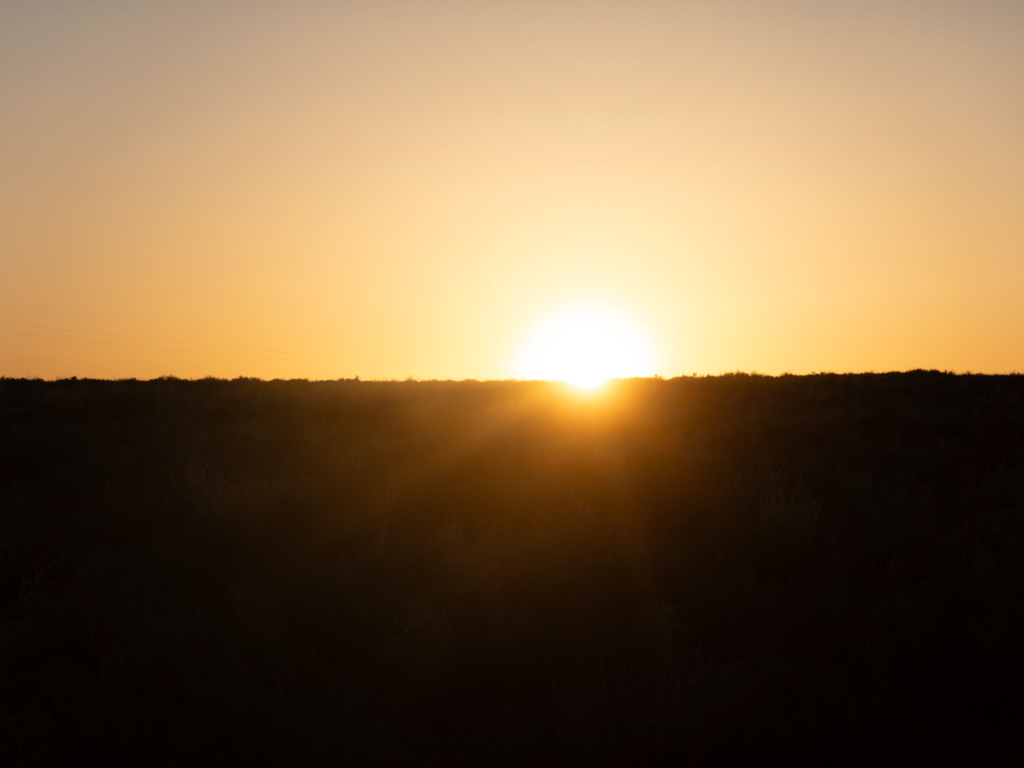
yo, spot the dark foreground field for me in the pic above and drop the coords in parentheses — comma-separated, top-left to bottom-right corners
(2, 373, 1024, 766)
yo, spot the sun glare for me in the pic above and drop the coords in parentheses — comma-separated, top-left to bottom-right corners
(517, 307, 657, 389)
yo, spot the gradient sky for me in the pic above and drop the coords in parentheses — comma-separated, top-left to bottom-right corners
(2, 0, 1022, 380)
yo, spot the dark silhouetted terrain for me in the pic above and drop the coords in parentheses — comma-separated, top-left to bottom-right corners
(2, 373, 1023, 765)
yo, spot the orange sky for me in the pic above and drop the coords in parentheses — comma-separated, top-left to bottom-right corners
(2, 0, 1022, 380)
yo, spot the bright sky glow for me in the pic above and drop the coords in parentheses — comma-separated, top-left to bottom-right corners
(2, 2, 1023, 379)
(517, 307, 657, 388)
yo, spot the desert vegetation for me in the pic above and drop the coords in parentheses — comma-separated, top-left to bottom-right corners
(2, 372, 1023, 765)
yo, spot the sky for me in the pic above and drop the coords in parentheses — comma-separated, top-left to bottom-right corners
(2, 0, 1022, 380)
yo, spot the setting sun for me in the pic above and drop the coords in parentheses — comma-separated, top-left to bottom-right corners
(5, 1, 1024, 762)
(516, 307, 656, 388)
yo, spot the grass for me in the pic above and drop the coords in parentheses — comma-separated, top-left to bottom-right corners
(1, 372, 1023, 765)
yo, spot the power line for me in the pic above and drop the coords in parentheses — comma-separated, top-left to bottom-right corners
(0, 320, 509, 375)
(0, 327, 510, 378)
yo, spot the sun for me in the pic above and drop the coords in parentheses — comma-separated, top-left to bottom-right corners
(516, 307, 657, 389)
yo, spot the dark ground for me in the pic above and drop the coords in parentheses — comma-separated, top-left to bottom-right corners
(2, 372, 1023, 766)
